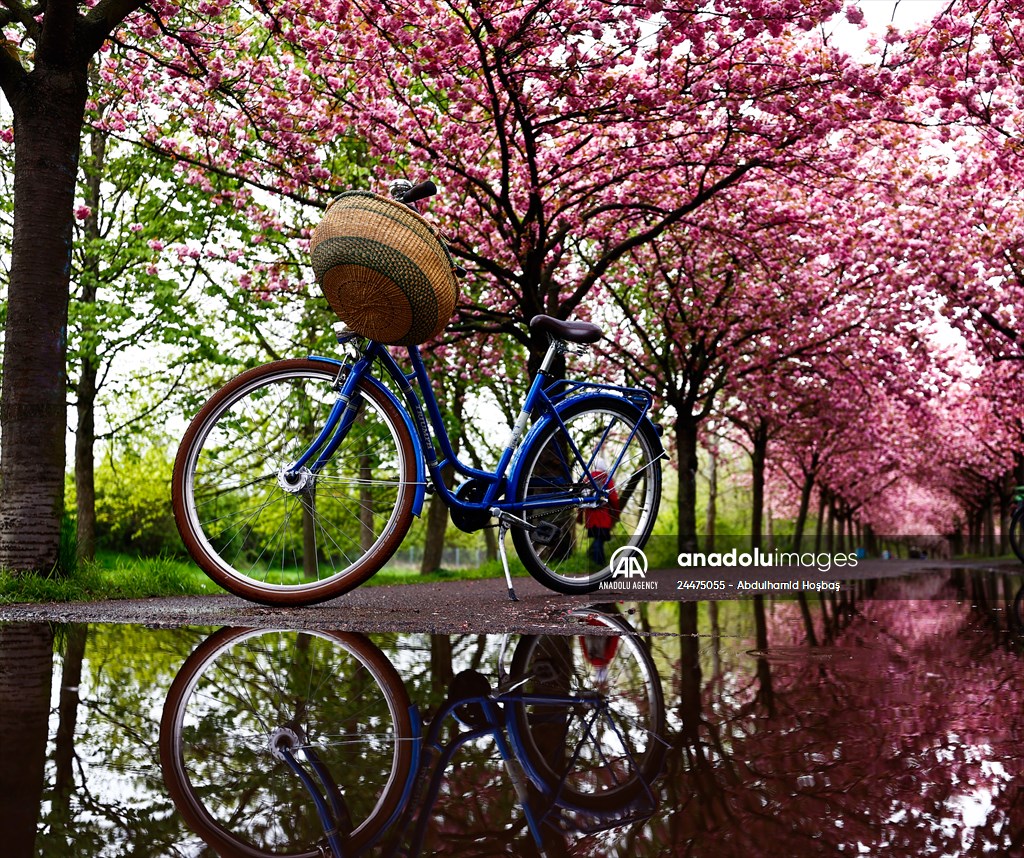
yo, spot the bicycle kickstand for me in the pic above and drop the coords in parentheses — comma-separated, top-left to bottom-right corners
(493, 517, 519, 602)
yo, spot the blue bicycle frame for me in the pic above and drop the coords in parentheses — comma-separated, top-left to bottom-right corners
(299, 335, 657, 521)
(283, 683, 658, 857)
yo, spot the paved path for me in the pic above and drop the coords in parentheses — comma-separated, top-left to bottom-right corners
(0, 558, 1017, 634)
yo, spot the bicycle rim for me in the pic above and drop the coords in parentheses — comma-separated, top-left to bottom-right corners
(173, 360, 417, 605)
(160, 628, 415, 857)
(1010, 507, 1024, 563)
(511, 398, 661, 594)
(509, 611, 665, 810)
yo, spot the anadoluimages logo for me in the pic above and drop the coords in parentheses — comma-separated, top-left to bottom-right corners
(610, 545, 649, 579)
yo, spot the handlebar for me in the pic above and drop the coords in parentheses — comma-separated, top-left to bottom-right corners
(387, 178, 466, 278)
(389, 179, 437, 205)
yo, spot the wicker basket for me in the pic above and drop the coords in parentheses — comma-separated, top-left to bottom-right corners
(310, 191, 459, 346)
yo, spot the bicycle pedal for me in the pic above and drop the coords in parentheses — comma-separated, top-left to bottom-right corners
(532, 521, 561, 546)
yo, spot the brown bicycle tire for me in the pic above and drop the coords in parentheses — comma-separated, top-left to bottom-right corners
(159, 627, 416, 858)
(172, 359, 417, 606)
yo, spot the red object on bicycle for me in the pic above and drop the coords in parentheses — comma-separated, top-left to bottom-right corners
(579, 615, 621, 672)
(583, 460, 620, 530)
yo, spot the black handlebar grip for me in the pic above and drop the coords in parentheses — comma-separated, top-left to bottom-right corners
(402, 180, 437, 204)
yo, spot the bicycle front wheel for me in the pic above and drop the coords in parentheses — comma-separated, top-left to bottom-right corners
(173, 359, 418, 605)
(160, 628, 415, 857)
(510, 396, 662, 594)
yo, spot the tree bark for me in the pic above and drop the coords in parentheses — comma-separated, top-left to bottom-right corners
(675, 413, 700, 554)
(984, 497, 996, 557)
(53, 623, 87, 838)
(705, 443, 718, 553)
(0, 622, 54, 857)
(750, 421, 768, 551)
(0, 63, 88, 573)
(791, 454, 818, 552)
(74, 123, 105, 563)
(74, 360, 97, 562)
(420, 463, 454, 573)
(813, 488, 826, 553)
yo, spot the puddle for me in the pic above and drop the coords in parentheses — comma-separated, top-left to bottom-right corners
(3, 569, 1024, 856)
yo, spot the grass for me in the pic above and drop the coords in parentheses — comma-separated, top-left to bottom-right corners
(0, 550, 516, 604)
(0, 552, 223, 604)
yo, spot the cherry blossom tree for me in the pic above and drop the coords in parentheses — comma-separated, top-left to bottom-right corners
(99, 0, 873, 370)
(9, 0, 1024, 574)
(0, 0, 869, 572)
(599, 147, 931, 552)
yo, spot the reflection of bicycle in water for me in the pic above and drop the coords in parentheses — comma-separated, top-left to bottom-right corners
(159, 609, 666, 857)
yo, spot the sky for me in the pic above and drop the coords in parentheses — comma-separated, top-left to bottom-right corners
(828, 0, 952, 51)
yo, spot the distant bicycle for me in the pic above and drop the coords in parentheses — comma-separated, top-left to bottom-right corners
(1010, 485, 1024, 563)
(159, 609, 667, 856)
(172, 180, 663, 605)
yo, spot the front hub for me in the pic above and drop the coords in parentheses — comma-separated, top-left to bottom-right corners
(278, 466, 314, 494)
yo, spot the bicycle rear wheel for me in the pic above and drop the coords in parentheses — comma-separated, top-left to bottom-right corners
(1010, 504, 1024, 563)
(173, 359, 418, 605)
(510, 396, 662, 594)
(160, 628, 416, 858)
(509, 609, 666, 811)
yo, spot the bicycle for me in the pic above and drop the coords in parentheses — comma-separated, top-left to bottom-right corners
(159, 608, 667, 857)
(172, 180, 664, 605)
(1010, 485, 1024, 563)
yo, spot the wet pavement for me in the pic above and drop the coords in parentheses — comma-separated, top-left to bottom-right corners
(2, 566, 1024, 856)
(0, 558, 1003, 634)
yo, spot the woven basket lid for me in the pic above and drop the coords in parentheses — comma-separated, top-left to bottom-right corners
(310, 191, 459, 346)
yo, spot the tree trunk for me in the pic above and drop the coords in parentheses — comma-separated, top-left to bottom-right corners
(52, 623, 87, 841)
(73, 123, 105, 563)
(813, 488, 826, 553)
(864, 523, 878, 556)
(677, 601, 702, 743)
(750, 422, 768, 551)
(791, 454, 818, 552)
(483, 525, 498, 561)
(74, 359, 97, 562)
(705, 443, 718, 553)
(797, 593, 818, 646)
(752, 596, 774, 714)
(674, 413, 700, 554)
(984, 498, 996, 557)
(0, 63, 88, 574)
(0, 622, 54, 857)
(421, 463, 454, 573)
(421, 383, 463, 574)
(429, 634, 454, 710)
(999, 476, 1012, 557)
(359, 450, 375, 553)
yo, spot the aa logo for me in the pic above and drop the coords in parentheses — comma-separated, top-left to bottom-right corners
(610, 545, 648, 579)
